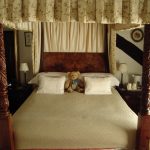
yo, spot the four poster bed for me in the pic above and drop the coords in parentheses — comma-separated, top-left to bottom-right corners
(13, 53, 137, 150)
(0, 27, 150, 150)
(0, 1, 150, 150)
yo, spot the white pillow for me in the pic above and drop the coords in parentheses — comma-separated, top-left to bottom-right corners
(81, 73, 119, 87)
(28, 72, 66, 85)
(37, 76, 66, 94)
(84, 77, 112, 95)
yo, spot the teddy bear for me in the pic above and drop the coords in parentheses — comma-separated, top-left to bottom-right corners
(65, 71, 84, 93)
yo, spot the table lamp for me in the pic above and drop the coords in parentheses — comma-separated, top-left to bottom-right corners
(20, 63, 29, 84)
(119, 63, 127, 88)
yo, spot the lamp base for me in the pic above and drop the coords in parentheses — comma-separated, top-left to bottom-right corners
(119, 73, 124, 89)
(24, 72, 27, 85)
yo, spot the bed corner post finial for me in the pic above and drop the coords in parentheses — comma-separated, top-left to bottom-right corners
(0, 23, 15, 150)
(137, 24, 150, 150)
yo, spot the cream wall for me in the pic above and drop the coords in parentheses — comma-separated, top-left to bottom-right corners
(18, 31, 33, 84)
(115, 27, 144, 84)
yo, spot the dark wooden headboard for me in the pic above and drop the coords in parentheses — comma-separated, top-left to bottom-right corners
(40, 52, 109, 73)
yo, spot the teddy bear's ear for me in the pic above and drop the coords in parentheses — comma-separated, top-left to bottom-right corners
(77, 71, 80, 76)
(67, 72, 71, 77)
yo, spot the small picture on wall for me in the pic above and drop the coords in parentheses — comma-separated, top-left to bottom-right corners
(24, 32, 32, 47)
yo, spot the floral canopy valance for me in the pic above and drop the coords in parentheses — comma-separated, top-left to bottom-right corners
(0, 0, 150, 25)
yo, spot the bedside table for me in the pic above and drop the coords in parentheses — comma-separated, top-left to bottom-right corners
(8, 84, 34, 114)
(116, 86, 142, 114)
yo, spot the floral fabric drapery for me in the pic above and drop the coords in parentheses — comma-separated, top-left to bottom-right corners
(0, 0, 150, 24)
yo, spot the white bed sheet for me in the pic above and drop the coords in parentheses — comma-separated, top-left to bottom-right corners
(13, 88, 138, 149)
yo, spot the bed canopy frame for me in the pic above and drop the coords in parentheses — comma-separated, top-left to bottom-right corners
(0, 2, 150, 150)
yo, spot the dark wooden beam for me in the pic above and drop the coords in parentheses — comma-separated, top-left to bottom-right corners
(0, 23, 15, 150)
(137, 24, 150, 150)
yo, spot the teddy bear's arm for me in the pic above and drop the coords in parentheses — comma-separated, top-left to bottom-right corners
(65, 80, 74, 92)
(78, 80, 85, 88)
(64, 80, 71, 89)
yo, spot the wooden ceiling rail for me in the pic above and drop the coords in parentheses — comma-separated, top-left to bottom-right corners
(137, 24, 150, 150)
(0, 23, 15, 150)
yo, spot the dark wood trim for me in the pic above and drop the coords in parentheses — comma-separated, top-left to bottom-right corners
(40, 23, 44, 72)
(0, 23, 15, 150)
(137, 24, 150, 150)
(105, 25, 109, 72)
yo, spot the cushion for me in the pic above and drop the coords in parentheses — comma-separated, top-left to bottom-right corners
(84, 77, 112, 95)
(37, 76, 66, 94)
(81, 73, 119, 87)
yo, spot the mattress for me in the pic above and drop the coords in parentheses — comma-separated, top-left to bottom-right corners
(13, 88, 138, 150)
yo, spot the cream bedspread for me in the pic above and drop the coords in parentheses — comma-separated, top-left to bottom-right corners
(13, 88, 138, 149)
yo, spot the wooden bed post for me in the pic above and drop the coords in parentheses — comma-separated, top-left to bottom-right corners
(0, 23, 15, 150)
(137, 24, 150, 150)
